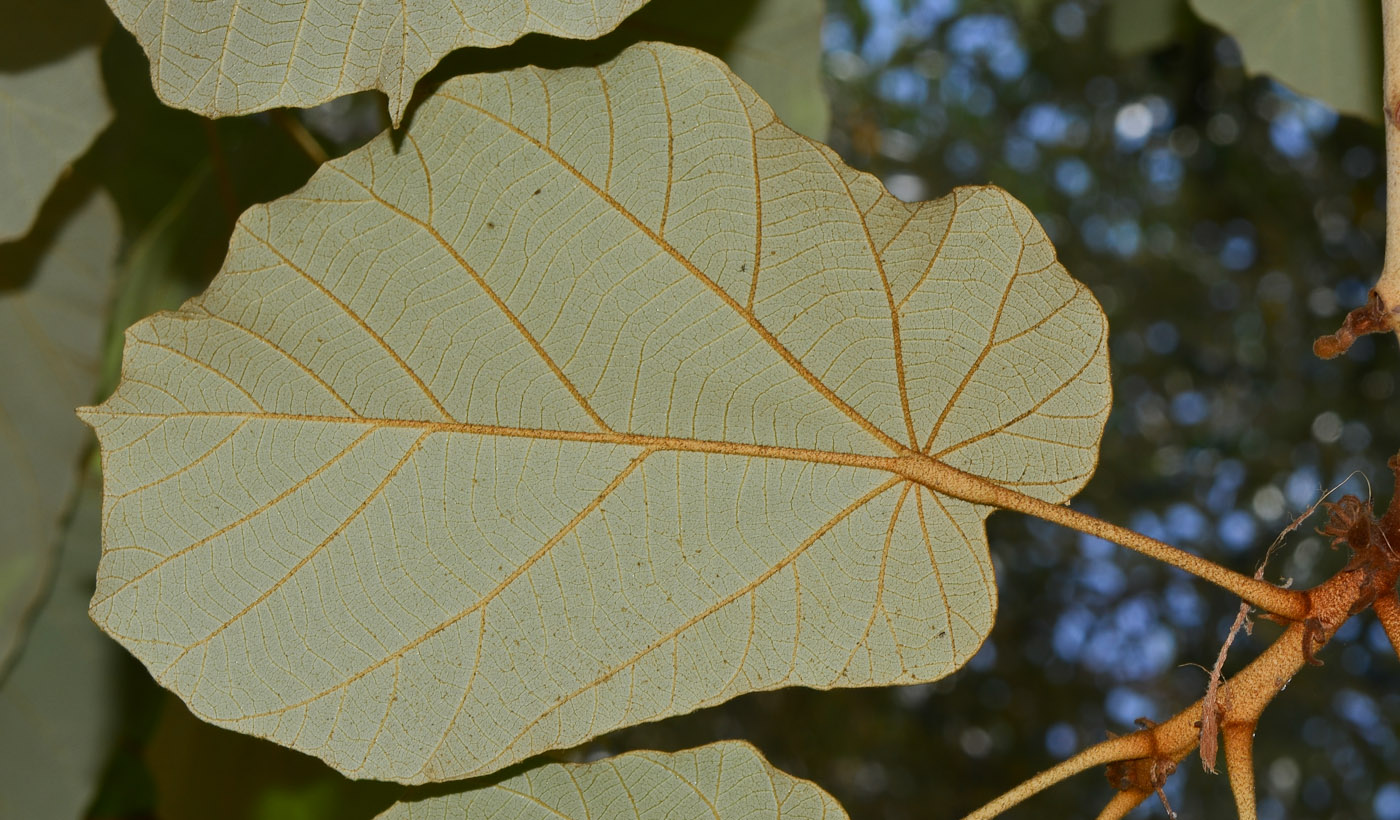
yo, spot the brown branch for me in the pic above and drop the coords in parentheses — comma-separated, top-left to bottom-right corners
(963, 595, 1356, 820)
(1376, 590, 1400, 660)
(1095, 788, 1151, 820)
(960, 733, 1152, 820)
(1202, 498, 1310, 770)
(961, 460, 1400, 819)
(1019, 498, 1307, 619)
(1222, 722, 1258, 820)
(1380, 0, 1400, 338)
(1319, 0, 1400, 354)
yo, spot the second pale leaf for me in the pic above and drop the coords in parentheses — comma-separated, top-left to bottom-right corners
(106, 0, 651, 122)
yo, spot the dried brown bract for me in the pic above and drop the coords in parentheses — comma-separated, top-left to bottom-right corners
(1313, 291, 1399, 358)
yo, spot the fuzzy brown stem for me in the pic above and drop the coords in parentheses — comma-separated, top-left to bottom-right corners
(967, 458, 1400, 820)
(1375, 590, 1400, 660)
(1374, 0, 1400, 339)
(1223, 722, 1258, 820)
(1315, 1, 1400, 356)
(1094, 789, 1151, 820)
(1025, 500, 1307, 618)
(965, 567, 1367, 820)
(959, 733, 1152, 820)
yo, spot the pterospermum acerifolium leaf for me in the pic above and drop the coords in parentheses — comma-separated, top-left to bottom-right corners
(80, 42, 1110, 784)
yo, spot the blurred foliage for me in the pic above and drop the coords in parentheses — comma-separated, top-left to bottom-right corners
(4, 0, 1398, 819)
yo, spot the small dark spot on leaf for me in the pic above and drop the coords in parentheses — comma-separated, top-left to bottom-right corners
(486, 221, 495, 229)
(533, 187, 542, 195)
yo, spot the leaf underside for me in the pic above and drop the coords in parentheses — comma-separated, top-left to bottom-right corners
(1189, 0, 1380, 121)
(82, 42, 1110, 783)
(1, 190, 120, 674)
(376, 741, 848, 819)
(105, 0, 651, 122)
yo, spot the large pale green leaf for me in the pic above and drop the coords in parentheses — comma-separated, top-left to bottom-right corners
(0, 0, 112, 241)
(1188, 0, 1381, 121)
(81, 42, 1110, 783)
(0, 479, 121, 820)
(105, 0, 652, 123)
(377, 741, 847, 819)
(0, 189, 121, 674)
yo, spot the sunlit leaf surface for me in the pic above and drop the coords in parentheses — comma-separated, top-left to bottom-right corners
(0, 190, 120, 672)
(0, 480, 120, 820)
(105, 0, 652, 122)
(1189, 0, 1380, 121)
(82, 43, 1110, 783)
(377, 741, 847, 819)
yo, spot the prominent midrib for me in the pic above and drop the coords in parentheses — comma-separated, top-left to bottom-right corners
(85, 406, 1024, 517)
(85, 408, 911, 473)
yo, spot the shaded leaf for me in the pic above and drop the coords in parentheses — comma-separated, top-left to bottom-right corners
(1105, 0, 1183, 58)
(82, 43, 1109, 783)
(97, 166, 214, 396)
(105, 0, 653, 123)
(0, 0, 112, 241)
(0, 0, 110, 69)
(0, 188, 121, 673)
(0, 478, 121, 820)
(377, 741, 847, 819)
(1188, 0, 1381, 121)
